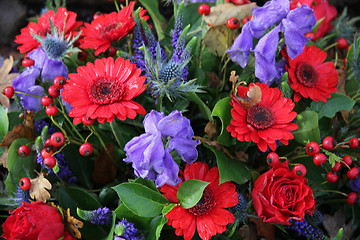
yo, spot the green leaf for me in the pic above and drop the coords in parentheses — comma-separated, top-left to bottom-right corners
(162, 203, 176, 215)
(5, 138, 36, 195)
(333, 228, 343, 240)
(177, 179, 210, 209)
(104, 213, 117, 240)
(205, 144, 251, 184)
(112, 183, 169, 217)
(0, 105, 9, 137)
(138, 0, 166, 40)
(146, 215, 168, 240)
(76, 208, 94, 221)
(212, 97, 237, 146)
(310, 92, 355, 119)
(114, 204, 152, 230)
(134, 177, 158, 192)
(293, 110, 320, 145)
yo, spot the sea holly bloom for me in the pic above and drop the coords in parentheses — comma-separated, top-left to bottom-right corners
(124, 110, 199, 187)
(227, 0, 316, 84)
(79, 2, 135, 55)
(283, 45, 338, 102)
(227, 83, 298, 152)
(291, 0, 337, 40)
(159, 162, 238, 240)
(15, 7, 82, 54)
(61, 57, 146, 124)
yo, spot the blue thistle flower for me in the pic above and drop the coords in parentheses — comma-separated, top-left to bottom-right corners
(312, 210, 323, 226)
(89, 207, 113, 225)
(230, 192, 248, 222)
(114, 219, 144, 240)
(287, 218, 327, 240)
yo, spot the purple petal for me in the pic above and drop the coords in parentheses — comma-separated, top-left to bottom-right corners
(42, 59, 68, 83)
(28, 47, 46, 70)
(143, 110, 164, 135)
(154, 150, 181, 187)
(22, 86, 44, 112)
(158, 111, 193, 138)
(12, 68, 40, 92)
(168, 137, 199, 164)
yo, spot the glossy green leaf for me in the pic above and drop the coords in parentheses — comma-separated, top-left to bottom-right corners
(177, 179, 209, 209)
(0, 105, 8, 137)
(205, 144, 251, 184)
(104, 213, 117, 240)
(162, 203, 176, 215)
(310, 92, 355, 119)
(293, 110, 320, 145)
(134, 177, 158, 192)
(4, 138, 36, 195)
(333, 228, 343, 240)
(114, 204, 152, 230)
(76, 207, 93, 221)
(212, 97, 237, 146)
(112, 183, 169, 217)
(146, 215, 168, 240)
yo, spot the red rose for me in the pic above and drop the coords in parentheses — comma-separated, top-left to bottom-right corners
(290, 0, 337, 40)
(2, 201, 65, 240)
(251, 161, 315, 225)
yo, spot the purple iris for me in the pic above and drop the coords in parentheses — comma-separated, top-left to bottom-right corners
(12, 47, 68, 112)
(124, 110, 200, 187)
(227, 0, 316, 85)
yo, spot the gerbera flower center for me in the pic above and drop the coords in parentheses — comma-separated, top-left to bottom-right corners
(246, 105, 274, 130)
(296, 63, 318, 87)
(188, 189, 215, 216)
(101, 22, 123, 40)
(88, 78, 124, 105)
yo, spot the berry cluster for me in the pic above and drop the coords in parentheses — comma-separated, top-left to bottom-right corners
(266, 152, 307, 177)
(305, 136, 360, 204)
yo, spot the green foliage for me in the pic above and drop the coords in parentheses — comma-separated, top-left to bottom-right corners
(177, 179, 209, 209)
(114, 204, 152, 230)
(146, 215, 168, 240)
(293, 110, 321, 145)
(138, 0, 166, 40)
(0, 105, 9, 137)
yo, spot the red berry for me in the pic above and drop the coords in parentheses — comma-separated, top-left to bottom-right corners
(347, 192, 358, 205)
(313, 153, 327, 166)
(45, 106, 58, 116)
(48, 85, 60, 98)
(3, 86, 15, 98)
(331, 162, 341, 172)
(342, 155, 352, 167)
(326, 172, 338, 183)
(18, 145, 31, 157)
(105, 46, 117, 57)
(305, 32, 315, 40)
(78, 50, 88, 61)
(293, 164, 307, 177)
(266, 152, 280, 167)
(44, 139, 56, 151)
(347, 167, 359, 179)
(336, 38, 348, 50)
(19, 177, 31, 190)
(22, 58, 35, 68)
(82, 115, 95, 126)
(41, 148, 53, 158)
(53, 76, 66, 89)
(50, 132, 65, 147)
(306, 142, 320, 156)
(198, 4, 211, 15)
(44, 156, 57, 168)
(322, 136, 336, 151)
(93, 12, 102, 20)
(226, 17, 240, 29)
(79, 143, 93, 156)
(349, 137, 359, 149)
(41, 96, 54, 106)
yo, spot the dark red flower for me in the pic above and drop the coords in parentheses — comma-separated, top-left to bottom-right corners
(251, 160, 315, 225)
(227, 83, 298, 152)
(15, 8, 82, 54)
(283, 45, 338, 102)
(79, 2, 135, 55)
(61, 57, 146, 124)
(2, 201, 65, 240)
(160, 162, 238, 240)
(290, 0, 337, 40)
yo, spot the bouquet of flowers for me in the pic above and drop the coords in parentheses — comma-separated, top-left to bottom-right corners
(1, 0, 360, 239)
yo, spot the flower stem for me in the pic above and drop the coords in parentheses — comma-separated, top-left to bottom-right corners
(187, 92, 213, 121)
(90, 125, 113, 160)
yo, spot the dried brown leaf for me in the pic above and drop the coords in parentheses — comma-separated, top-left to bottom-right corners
(249, 217, 276, 240)
(0, 56, 20, 108)
(337, 71, 351, 124)
(30, 172, 52, 202)
(204, 2, 257, 27)
(0, 148, 9, 168)
(203, 24, 238, 56)
(235, 84, 262, 110)
(92, 144, 117, 185)
(65, 208, 83, 239)
(204, 121, 219, 140)
(323, 209, 355, 240)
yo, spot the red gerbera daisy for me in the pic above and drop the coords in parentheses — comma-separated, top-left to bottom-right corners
(283, 45, 338, 102)
(61, 57, 146, 124)
(15, 7, 82, 54)
(227, 83, 298, 152)
(79, 2, 135, 55)
(159, 162, 238, 240)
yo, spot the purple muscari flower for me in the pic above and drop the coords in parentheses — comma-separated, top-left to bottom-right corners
(90, 207, 112, 225)
(172, 6, 184, 63)
(114, 219, 144, 240)
(228, 0, 316, 85)
(287, 219, 326, 240)
(37, 152, 76, 182)
(35, 120, 55, 134)
(124, 110, 199, 187)
(350, 169, 360, 192)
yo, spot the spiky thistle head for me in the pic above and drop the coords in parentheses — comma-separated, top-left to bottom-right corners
(31, 18, 81, 60)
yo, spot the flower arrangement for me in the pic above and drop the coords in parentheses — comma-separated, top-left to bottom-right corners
(0, 0, 360, 239)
